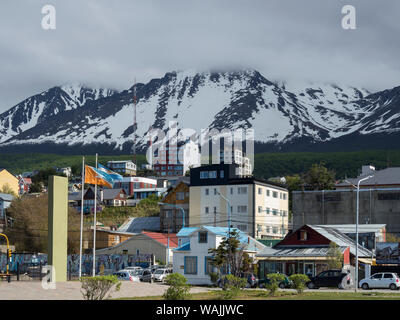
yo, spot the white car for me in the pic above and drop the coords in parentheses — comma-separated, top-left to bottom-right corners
(359, 272, 400, 290)
(153, 268, 173, 282)
(113, 270, 140, 282)
(125, 266, 143, 273)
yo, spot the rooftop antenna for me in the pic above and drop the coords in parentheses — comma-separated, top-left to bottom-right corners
(133, 78, 137, 168)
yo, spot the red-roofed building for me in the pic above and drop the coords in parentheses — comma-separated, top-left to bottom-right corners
(96, 231, 178, 265)
(18, 177, 32, 194)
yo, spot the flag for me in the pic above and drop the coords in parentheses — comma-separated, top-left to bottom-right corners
(84, 165, 113, 188)
(98, 163, 123, 182)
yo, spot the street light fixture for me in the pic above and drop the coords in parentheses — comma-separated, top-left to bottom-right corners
(344, 175, 374, 292)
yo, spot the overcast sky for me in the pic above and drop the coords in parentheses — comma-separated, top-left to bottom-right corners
(0, 0, 399, 112)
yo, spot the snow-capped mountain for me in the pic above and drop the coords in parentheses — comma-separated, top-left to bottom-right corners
(0, 85, 117, 144)
(0, 69, 399, 154)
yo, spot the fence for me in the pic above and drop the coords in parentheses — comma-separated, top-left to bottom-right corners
(0, 253, 152, 281)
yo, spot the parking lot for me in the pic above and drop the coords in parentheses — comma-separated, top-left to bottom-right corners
(0, 280, 215, 300)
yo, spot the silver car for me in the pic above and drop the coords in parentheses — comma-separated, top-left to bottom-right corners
(113, 270, 140, 282)
(360, 272, 400, 290)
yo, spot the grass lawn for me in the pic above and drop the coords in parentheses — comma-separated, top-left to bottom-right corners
(119, 290, 400, 300)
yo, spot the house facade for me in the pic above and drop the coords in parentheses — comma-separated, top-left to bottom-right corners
(114, 176, 157, 196)
(160, 181, 190, 233)
(0, 169, 18, 196)
(173, 226, 266, 285)
(96, 231, 178, 265)
(189, 164, 289, 239)
(107, 160, 137, 176)
(256, 224, 373, 279)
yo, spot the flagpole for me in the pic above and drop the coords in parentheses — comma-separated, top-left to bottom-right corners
(92, 153, 98, 277)
(79, 156, 85, 278)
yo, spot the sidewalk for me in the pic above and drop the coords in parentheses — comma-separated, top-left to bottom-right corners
(0, 280, 213, 300)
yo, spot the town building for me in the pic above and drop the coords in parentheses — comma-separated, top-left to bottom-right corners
(113, 176, 157, 196)
(292, 188, 400, 234)
(336, 165, 400, 189)
(160, 181, 190, 233)
(152, 141, 201, 177)
(107, 160, 137, 176)
(0, 193, 14, 219)
(18, 176, 32, 194)
(172, 226, 266, 285)
(256, 224, 373, 279)
(189, 163, 289, 239)
(0, 169, 18, 196)
(96, 231, 178, 265)
(219, 148, 252, 176)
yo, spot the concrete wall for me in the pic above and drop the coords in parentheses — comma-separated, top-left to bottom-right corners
(292, 189, 400, 234)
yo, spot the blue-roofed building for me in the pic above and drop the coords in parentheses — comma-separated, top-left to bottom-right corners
(173, 226, 266, 285)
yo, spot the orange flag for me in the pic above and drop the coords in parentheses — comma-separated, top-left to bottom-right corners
(84, 165, 112, 188)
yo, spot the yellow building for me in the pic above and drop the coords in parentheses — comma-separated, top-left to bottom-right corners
(0, 169, 19, 196)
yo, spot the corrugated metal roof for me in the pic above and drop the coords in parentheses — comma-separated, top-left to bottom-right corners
(0, 193, 14, 201)
(117, 217, 160, 233)
(318, 224, 385, 234)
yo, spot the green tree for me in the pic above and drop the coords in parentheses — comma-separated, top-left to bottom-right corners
(326, 242, 343, 269)
(289, 274, 310, 294)
(386, 233, 400, 243)
(163, 273, 191, 300)
(208, 229, 253, 277)
(265, 273, 285, 296)
(304, 163, 335, 190)
(80, 275, 121, 300)
(0, 183, 16, 196)
(218, 274, 247, 300)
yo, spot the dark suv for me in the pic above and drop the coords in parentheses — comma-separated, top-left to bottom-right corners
(307, 269, 350, 289)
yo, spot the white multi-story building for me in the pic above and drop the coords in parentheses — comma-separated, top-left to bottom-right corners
(189, 164, 289, 239)
(107, 160, 137, 176)
(219, 148, 252, 176)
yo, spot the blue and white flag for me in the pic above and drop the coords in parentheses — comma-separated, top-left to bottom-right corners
(98, 163, 124, 183)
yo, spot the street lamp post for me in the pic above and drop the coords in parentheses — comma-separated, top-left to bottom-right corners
(217, 191, 231, 275)
(345, 175, 373, 292)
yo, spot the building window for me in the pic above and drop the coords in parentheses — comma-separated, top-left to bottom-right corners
(237, 224, 247, 231)
(258, 206, 263, 213)
(230, 187, 233, 195)
(184, 256, 197, 275)
(283, 193, 287, 200)
(238, 187, 247, 194)
(272, 191, 278, 198)
(176, 192, 185, 200)
(272, 209, 278, 216)
(273, 227, 278, 234)
(214, 188, 217, 195)
(266, 208, 270, 214)
(200, 171, 209, 179)
(205, 188, 209, 196)
(213, 207, 217, 213)
(205, 207, 209, 214)
(198, 231, 208, 243)
(258, 187, 262, 195)
(220, 170, 224, 178)
(266, 226, 271, 233)
(205, 257, 213, 275)
(237, 205, 247, 213)
(257, 224, 263, 232)
(209, 171, 217, 178)
(299, 230, 308, 241)
(266, 189, 270, 197)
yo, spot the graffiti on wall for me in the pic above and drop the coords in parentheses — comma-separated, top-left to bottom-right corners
(0, 253, 152, 275)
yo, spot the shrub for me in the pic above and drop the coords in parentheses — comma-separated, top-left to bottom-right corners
(219, 274, 247, 300)
(163, 273, 191, 300)
(289, 274, 310, 294)
(209, 272, 219, 286)
(265, 273, 285, 296)
(80, 275, 121, 300)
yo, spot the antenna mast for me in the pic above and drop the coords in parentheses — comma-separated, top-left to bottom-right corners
(133, 78, 137, 168)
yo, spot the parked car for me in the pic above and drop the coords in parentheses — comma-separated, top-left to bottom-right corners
(153, 268, 173, 282)
(138, 269, 154, 282)
(359, 273, 400, 290)
(258, 275, 292, 289)
(125, 266, 143, 273)
(113, 270, 140, 282)
(306, 269, 349, 289)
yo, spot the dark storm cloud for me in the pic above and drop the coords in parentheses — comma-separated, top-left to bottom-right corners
(0, 0, 399, 112)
